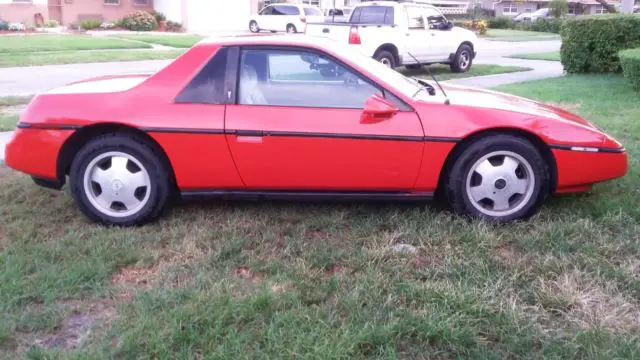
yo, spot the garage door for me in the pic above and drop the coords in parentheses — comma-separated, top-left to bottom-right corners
(187, 0, 252, 34)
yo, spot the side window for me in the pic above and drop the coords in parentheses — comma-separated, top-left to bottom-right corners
(238, 49, 382, 109)
(260, 6, 273, 15)
(353, 6, 393, 24)
(405, 6, 425, 29)
(350, 7, 361, 22)
(175, 47, 228, 104)
(423, 7, 447, 29)
(275, 5, 299, 15)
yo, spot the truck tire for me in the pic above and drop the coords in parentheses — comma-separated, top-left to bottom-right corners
(374, 50, 396, 68)
(450, 44, 473, 73)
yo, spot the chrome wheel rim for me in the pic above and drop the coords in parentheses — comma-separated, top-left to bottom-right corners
(83, 151, 151, 218)
(460, 51, 470, 69)
(379, 57, 392, 68)
(250, 22, 258, 32)
(465, 151, 535, 217)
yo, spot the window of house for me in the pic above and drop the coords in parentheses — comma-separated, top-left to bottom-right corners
(595, 5, 607, 14)
(12, 0, 33, 3)
(567, 4, 575, 14)
(238, 49, 382, 109)
(503, 2, 518, 14)
(175, 48, 229, 104)
(104, 0, 120, 5)
(133, 0, 149, 5)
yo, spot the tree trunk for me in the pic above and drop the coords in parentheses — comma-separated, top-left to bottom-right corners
(595, 0, 618, 13)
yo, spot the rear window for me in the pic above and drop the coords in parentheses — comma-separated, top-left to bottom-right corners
(304, 7, 323, 16)
(273, 5, 299, 15)
(350, 6, 394, 25)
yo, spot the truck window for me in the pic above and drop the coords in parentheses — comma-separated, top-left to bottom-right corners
(350, 6, 394, 25)
(423, 7, 448, 29)
(406, 6, 425, 29)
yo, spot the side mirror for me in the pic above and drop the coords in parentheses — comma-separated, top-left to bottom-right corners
(361, 94, 398, 124)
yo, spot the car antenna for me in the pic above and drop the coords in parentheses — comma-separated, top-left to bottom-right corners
(407, 52, 450, 105)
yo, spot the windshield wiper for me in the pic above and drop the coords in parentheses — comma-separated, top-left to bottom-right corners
(407, 52, 450, 105)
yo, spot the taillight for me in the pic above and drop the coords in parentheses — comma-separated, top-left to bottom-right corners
(349, 26, 361, 45)
(300, 16, 307, 23)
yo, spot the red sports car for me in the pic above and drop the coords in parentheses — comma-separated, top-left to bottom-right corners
(5, 35, 627, 225)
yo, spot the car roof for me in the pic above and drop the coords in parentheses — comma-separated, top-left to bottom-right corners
(197, 34, 333, 48)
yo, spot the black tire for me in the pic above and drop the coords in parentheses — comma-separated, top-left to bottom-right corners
(450, 44, 473, 73)
(249, 20, 259, 33)
(69, 133, 172, 226)
(374, 50, 396, 68)
(286, 24, 297, 33)
(444, 135, 550, 221)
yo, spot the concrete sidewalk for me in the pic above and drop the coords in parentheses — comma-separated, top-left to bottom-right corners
(445, 57, 564, 88)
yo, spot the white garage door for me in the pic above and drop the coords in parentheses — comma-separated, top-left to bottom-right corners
(187, 0, 251, 35)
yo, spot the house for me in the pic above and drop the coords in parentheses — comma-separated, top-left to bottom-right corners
(492, 0, 620, 17)
(0, 0, 154, 26)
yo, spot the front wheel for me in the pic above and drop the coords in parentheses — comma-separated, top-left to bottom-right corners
(450, 44, 473, 73)
(249, 20, 259, 33)
(444, 135, 550, 221)
(69, 133, 172, 226)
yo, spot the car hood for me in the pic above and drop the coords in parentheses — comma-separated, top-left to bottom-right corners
(47, 74, 151, 95)
(437, 83, 596, 129)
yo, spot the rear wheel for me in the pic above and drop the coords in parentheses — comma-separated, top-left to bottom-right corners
(69, 133, 171, 226)
(249, 20, 259, 33)
(450, 44, 473, 73)
(286, 24, 297, 33)
(444, 135, 550, 221)
(374, 50, 396, 68)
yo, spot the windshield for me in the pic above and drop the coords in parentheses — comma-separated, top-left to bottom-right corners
(329, 42, 422, 98)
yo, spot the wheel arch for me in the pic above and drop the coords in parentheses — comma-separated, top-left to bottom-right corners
(437, 128, 558, 195)
(56, 123, 177, 192)
(373, 43, 400, 65)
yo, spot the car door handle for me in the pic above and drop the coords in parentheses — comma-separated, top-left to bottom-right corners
(235, 130, 264, 143)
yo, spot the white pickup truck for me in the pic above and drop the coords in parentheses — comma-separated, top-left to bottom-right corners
(306, 0, 478, 72)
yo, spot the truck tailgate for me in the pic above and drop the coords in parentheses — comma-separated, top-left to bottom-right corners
(305, 22, 351, 42)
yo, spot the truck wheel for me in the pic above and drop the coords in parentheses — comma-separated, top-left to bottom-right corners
(374, 51, 396, 68)
(450, 44, 473, 73)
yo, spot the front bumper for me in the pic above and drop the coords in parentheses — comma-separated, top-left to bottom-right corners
(553, 147, 628, 193)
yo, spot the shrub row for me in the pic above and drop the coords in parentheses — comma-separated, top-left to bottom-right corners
(486, 16, 564, 33)
(619, 48, 640, 90)
(561, 15, 640, 73)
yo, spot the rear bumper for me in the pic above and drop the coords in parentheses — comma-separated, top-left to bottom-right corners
(553, 147, 628, 193)
(4, 128, 73, 183)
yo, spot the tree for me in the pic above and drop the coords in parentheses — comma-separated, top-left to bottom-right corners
(548, 0, 569, 18)
(595, 0, 618, 13)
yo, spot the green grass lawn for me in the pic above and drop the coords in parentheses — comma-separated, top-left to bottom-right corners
(402, 63, 532, 80)
(484, 29, 560, 42)
(0, 96, 32, 131)
(0, 49, 185, 68)
(508, 51, 561, 61)
(114, 34, 203, 48)
(1, 75, 640, 358)
(0, 35, 151, 53)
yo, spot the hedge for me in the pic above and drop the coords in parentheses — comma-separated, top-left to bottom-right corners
(561, 15, 640, 73)
(487, 16, 513, 29)
(530, 18, 563, 34)
(619, 48, 640, 90)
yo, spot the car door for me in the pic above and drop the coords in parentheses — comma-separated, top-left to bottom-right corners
(404, 5, 431, 63)
(257, 5, 275, 30)
(224, 47, 425, 191)
(422, 7, 455, 62)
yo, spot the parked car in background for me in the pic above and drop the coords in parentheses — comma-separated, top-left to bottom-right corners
(5, 35, 626, 225)
(306, 0, 477, 72)
(249, 3, 324, 33)
(512, 8, 551, 23)
(324, 7, 354, 23)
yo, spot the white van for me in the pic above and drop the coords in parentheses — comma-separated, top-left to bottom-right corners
(249, 4, 324, 34)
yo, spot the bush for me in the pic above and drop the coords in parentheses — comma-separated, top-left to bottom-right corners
(147, 9, 166, 23)
(121, 11, 158, 31)
(454, 19, 488, 35)
(531, 18, 564, 33)
(46, 19, 59, 28)
(0, 20, 8, 31)
(619, 48, 640, 90)
(165, 20, 183, 32)
(487, 16, 513, 29)
(80, 19, 101, 30)
(561, 15, 640, 73)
